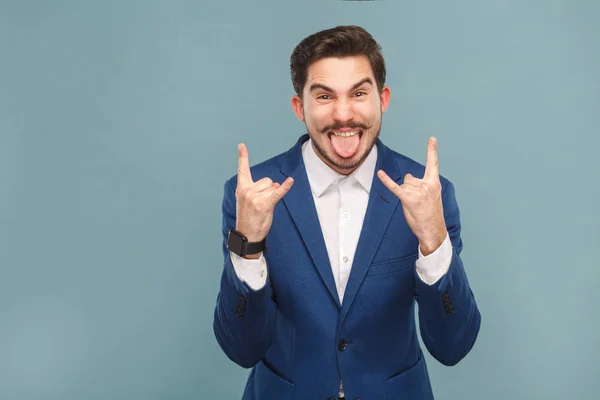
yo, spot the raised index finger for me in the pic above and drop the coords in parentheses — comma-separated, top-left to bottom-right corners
(237, 143, 253, 186)
(424, 137, 439, 181)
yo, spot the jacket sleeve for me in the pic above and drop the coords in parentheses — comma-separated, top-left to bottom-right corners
(414, 179, 482, 366)
(212, 179, 277, 368)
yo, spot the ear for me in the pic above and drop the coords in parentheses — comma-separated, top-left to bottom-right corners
(380, 86, 391, 113)
(291, 95, 304, 121)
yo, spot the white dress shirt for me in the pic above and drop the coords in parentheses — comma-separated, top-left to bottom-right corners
(229, 138, 453, 398)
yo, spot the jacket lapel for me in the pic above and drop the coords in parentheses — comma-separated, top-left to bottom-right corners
(340, 139, 402, 321)
(280, 135, 342, 308)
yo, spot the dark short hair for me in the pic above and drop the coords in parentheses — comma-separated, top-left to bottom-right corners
(290, 25, 386, 98)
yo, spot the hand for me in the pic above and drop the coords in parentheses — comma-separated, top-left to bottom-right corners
(235, 143, 294, 247)
(377, 137, 447, 256)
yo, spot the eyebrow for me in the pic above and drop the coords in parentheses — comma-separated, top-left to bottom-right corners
(309, 77, 374, 94)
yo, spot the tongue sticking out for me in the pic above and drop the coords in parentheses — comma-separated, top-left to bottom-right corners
(330, 133, 361, 158)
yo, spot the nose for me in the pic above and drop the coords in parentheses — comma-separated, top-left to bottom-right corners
(332, 99, 354, 123)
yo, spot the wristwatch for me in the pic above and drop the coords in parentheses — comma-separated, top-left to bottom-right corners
(227, 230, 267, 257)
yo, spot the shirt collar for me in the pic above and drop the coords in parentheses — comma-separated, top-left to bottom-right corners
(302, 137, 378, 198)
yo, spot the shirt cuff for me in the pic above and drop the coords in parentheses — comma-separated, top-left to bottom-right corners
(230, 251, 268, 291)
(416, 233, 452, 285)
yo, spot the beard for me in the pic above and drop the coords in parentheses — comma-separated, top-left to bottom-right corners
(305, 116, 382, 174)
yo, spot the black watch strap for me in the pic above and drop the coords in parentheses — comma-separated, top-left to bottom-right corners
(245, 239, 266, 255)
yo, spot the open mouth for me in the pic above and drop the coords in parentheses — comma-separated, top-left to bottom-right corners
(328, 130, 363, 158)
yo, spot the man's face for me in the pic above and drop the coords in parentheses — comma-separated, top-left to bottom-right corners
(292, 55, 390, 175)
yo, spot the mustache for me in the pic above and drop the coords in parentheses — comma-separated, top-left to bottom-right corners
(319, 122, 370, 133)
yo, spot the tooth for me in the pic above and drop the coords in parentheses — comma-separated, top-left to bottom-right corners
(334, 130, 359, 137)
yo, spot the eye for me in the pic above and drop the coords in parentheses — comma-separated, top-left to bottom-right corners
(355, 91, 367, 97)
(317, 94, 331, 100)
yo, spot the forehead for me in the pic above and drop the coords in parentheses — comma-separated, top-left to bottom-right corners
(305, 55, 375, 92)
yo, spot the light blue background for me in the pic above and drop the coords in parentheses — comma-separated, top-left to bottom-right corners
(1, 1, 599, 399)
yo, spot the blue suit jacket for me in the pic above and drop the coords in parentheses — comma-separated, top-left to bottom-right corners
(213, 134, 481, 400)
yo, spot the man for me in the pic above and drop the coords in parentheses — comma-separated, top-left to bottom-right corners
(213, 25, 481, 400)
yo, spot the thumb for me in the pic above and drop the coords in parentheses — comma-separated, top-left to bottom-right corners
(269, 177, 294, 206)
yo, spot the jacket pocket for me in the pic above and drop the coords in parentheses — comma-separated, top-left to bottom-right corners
(254, 360, 295, 399)
(384, 352, 434, 400)
(367, 253, 417, 276)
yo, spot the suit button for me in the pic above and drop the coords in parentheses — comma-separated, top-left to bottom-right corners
(338, 339, 348, 351)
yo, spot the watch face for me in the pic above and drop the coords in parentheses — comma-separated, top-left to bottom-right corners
(227, 231, 245, 255)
